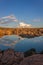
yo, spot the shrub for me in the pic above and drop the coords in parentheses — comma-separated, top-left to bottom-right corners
(24, 48, 36, 57)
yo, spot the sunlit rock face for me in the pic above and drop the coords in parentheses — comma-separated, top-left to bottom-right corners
(20, 54, 43, 65)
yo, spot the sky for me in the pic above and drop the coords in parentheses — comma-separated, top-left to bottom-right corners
(0, 0, 43, 28)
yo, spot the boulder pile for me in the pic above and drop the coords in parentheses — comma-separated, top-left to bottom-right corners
(0, 49, 43, 65)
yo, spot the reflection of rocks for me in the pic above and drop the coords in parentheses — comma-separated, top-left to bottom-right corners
(19, 34, 35, 38)
(0, 49, 24, 65)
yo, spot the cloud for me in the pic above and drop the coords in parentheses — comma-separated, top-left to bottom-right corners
(32, 19, 40, 22)
(0, 15, 32, 28)
(0, 15, 18, 24)
(19, 22, 32, 28)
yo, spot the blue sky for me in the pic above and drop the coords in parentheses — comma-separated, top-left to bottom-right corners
(0, 0, 43, 27)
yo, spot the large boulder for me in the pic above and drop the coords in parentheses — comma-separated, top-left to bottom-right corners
(0, 50, 2, 59)
(20, 54, 43, 65)
(0, 49, 24, 65)
(1, 49, 15, 65)
(14, 52, 24, 63)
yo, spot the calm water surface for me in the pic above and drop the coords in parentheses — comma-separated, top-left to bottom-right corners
(0, 35, 43, 52)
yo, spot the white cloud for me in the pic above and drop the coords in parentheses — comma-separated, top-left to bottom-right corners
(0, 15, 32, 28)
(0, 15, 18, 24)
(19, 22, 32, 28)
(32, 19, 40, 22)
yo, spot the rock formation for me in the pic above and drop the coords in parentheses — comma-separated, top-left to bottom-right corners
(0, 49, 24, 65)
(0, 49, 43, 65)
(20, 54, 43, 65)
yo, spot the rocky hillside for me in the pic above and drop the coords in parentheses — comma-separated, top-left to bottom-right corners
(20, 54, 43, 65)
(0, 49, 24, 65)
(0, 49, 43, 65)
(0, 28, 43, 38)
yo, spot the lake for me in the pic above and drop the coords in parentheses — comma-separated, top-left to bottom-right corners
(0, 35, 43, 52)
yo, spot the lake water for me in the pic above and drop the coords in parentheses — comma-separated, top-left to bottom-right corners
(0, 35, 43, 52)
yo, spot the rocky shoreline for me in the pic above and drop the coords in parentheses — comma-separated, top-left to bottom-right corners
(0, 28, 43, 38)
(0, 49, 43, 65)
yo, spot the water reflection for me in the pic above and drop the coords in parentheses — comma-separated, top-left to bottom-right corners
(0, 35, 43, 52)
(0, 35, 25, 50)
(14, 36, 43, 52)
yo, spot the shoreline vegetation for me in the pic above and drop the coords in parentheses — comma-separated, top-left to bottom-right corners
(0, 27, 43, 38)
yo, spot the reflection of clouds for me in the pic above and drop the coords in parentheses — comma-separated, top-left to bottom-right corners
(32, 36, 43, 43)
(33, 39, 41, 43)
(3, 42, 15, 47)
(2, 35, 23, 41)
(0, 39, 10, 44)
(26, 36, 43, 44)
(0, 40, 19, 47)
(6, 38, 24, 47)
(0, 35, 43, 50)
(0, 36, 43, 52)
(0, 37, 23, 47)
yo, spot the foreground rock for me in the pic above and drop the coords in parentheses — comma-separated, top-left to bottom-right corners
(0, 49, 24, 65)
(20, 54, 43, 65)
(0, 50, 2, 59)
(0, 49, 43, 65)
